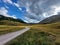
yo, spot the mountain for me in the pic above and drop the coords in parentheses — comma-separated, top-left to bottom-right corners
(0, 15, 25, 25)
(39, 15, 60, 24)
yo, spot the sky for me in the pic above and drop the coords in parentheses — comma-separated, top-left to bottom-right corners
(0, 0, 60, 23)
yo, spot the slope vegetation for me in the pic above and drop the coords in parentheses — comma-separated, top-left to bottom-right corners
(0, 15, 25, 26)
(6, 22, 60, 45)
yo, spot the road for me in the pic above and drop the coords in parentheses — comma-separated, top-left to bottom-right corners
(0, 27, 30, 45)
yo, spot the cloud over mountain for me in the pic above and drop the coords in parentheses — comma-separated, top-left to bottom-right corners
(17, 0, 60, 23)
(0, 0, 60, 23)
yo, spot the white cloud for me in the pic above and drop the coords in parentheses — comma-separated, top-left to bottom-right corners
(3, 0, 13, 4)
(24, 17, 39, 23)
(19, 8, 22, 11)
(3, 0, 19, 8)
(26, 3, 31, 13)
(14, 3, 20, 7)
(2, 0, 60, 23)
(42, 5, 60, 18)
(17, 0, 60, 23)
(3, 0, 22, 11)
(10, 15, 17, 19)
(0, 7, 8, 16)
(14, 3, 23, 11)
(43, 5, 60, 18)
(0, 7, 17, 19)
(17, 0, 49, 23)
(42, 12, 54, 18)
(51, 5, 60, 15)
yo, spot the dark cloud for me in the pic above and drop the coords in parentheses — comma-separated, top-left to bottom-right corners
(18, 0, 60, 23)
(1, 0, 60, 23)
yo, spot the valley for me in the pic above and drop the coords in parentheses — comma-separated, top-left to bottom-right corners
(0, 15, 60, 45)
(5, 22, 60, 45)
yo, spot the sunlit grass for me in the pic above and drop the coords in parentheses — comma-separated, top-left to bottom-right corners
(6, 22, 60, 45)
(0, 25, 25, 35)
(0, 20, 27, 26)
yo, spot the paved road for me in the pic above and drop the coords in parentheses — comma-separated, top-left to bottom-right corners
(0, 27, 30, 45)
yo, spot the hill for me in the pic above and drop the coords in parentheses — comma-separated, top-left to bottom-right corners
(0, 15, 25, 25)
(40, 15, 60, 24)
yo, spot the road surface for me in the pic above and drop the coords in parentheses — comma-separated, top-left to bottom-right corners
(0, 27, 30, 45)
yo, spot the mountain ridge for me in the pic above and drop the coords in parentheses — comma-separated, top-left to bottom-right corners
(39, 15, 60, 24)
(0, 15, 26, 25)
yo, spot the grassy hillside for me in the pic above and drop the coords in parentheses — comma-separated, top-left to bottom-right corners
(0, 15, 26, 26)
(0, 15, 28, 35)
(40, 15, 60, 24)
(0, 15, 25, 23)
(0, 25, 25, 35)
(6, 22, 60, 45)
(0, 20, 27, 26)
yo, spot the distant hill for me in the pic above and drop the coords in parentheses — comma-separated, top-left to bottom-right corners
(39, 15, 60, 24)
(0, 15, 25, 25)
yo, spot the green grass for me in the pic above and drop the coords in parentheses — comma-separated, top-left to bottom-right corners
(0, 25, 25, 35)
(0, 20, 26, 26)
(5, 22, 60, 45)
(0, 20, 27, 35)
(6, 29, 56, 45)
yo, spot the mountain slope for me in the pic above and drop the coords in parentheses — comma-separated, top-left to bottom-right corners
(40, 15, 60, 24)
(0, 15, 25, 25)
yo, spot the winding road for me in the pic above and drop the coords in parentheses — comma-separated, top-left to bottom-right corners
(0, 27, 30, 45)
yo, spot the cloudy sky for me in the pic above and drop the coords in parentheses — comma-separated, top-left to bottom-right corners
(0, 0, 60, 23)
